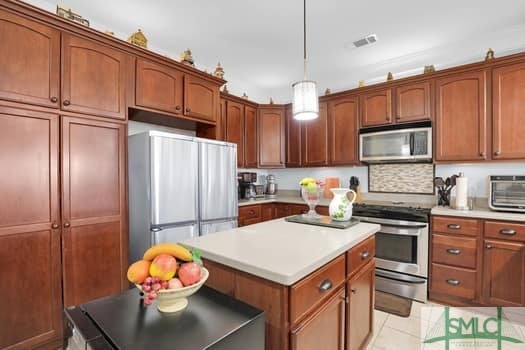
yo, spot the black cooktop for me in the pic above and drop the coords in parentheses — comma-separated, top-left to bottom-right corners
(352, 203, 431, 223)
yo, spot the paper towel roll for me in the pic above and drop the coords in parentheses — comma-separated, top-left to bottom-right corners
(455, 175, 468, 210)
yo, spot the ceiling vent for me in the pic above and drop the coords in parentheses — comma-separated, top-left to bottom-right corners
(353, 34, 378, 48)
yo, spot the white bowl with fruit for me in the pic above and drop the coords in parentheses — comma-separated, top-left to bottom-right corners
(127, 243, 209, 313)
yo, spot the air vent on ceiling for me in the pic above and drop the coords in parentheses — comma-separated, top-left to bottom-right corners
(353, 34, 378, 48)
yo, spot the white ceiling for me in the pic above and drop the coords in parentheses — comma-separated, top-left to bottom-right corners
(27, 0, 525, 103)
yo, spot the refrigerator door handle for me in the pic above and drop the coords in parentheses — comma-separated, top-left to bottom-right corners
(151, 227, 162, 232)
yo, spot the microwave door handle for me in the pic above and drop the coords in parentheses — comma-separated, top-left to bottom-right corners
(409, 133, 415, 156)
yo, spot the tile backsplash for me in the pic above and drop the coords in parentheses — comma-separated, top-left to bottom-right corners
(369, 163, 434, 194)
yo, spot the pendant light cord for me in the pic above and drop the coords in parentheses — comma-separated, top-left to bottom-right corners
(303, 0, 307, 80)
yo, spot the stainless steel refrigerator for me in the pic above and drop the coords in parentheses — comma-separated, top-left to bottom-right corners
(128, 131, 237, 263)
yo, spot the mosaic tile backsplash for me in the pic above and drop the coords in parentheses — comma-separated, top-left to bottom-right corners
(369, 163, 435, 194)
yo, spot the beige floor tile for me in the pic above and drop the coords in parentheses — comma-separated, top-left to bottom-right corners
(384, 313, 422, 338)
(372, 326, 422, 350)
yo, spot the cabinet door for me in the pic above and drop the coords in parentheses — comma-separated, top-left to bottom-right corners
(360, 88, 392, 127)
(492, 63, 525, 160)
(302, 102, 329, 166)
(395, 81, 431, 123)
(329, 96, 359, 165)
(286, 105, 302, 167)
(483, 239, 525, 306)
(0, 11, 60, 108)
(225, 101, 244, 167)
(184, 75, 218, 122)
(259, 107, 285, 168)
(435, 70, 487, 161)
(261, 204, 275, 221)
(135, 58, 183, 115)
(0, 107, 62, 349)
(62, 34, 128, 120)
(291, 289, 345, 350)
(244, 105, 258, 167)
(346, 260, 374, 350)
(61, 116, 127, 306)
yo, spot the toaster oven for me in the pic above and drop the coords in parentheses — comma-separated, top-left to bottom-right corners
(489, 175, 525, 212)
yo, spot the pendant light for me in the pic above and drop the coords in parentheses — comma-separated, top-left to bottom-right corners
(292, 0, 318, 121)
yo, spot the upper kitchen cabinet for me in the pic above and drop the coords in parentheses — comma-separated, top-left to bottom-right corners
(0, 11, 60, 109)
(360, 88, 392, 127)
(258, 105, 285, 168)
(394, 81, 432, 123)
(244, 105, 258, 167)
(135, 58, 184, 116)
(434, 70, 488, 162)
(302, 102, 329, 166)
(62, 33, 129, 120)
(285, 104, 302, 167)
(184, 74, 219, 123)
(328, 96, 359, 165)
(492, 62, 525, 160)
(224, 99, 245, 167)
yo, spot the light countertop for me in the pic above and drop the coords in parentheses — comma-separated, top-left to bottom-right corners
(238, 195, 332, 207)
(182, 219, 380, 286)
(431, 206, 525, 222)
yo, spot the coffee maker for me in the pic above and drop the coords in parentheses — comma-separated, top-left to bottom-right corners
(238, 172, 257, 200)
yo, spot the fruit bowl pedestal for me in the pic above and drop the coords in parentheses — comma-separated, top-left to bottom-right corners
(301, 186, 323, 219)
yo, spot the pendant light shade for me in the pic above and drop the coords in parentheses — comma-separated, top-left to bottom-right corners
(292, 80, 318, 121)
(292, 0, 318, 121)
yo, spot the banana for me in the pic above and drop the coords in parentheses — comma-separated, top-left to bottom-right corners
(299, 177, 316, 186)
(143, 243, 193, 262)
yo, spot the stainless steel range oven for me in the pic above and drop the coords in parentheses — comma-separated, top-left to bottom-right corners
(354, 204, 430, 302)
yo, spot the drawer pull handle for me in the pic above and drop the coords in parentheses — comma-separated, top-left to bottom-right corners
(447, 224, 461, 230)
(248, 210, 255, 215)
(319, 279, 333, 292)
(446, 248, 461, 255)
(446, 279, 460, 286)
(500, 229, 516, 236)
(360, 251, 370, 260)
(485, 244, 492, 249)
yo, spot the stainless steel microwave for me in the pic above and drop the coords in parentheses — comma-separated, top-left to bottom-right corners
(489, 175, 525, 212)
(359, 122, 432, 163)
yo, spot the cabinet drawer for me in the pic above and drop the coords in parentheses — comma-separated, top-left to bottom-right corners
(431, 263, 476, 299)
(432, 234, 477, 269)
(485, 221, 525, 242)
(432, 216, 480, 236)
(347, 235, 375, 277)
(238, 205, 261, 219)
(290, 254, 346, 326)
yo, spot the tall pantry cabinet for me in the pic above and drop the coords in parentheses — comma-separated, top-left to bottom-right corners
(0, 8, 128, 350)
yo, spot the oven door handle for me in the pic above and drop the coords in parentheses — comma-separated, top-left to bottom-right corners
(375, 269, 427, 284)
(376, 225, 423, 236)
(355, 217, 428, 229)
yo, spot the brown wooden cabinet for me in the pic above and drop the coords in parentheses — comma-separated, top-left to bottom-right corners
(135, 58, 184, 115)
(285, 104, 302, 167)
(261, 203, 275, 221)
(394, 81, 431, 123)
(346, 260, 375, 350)
(274, 203, 308, 218)
(224, 100, 245, 167)
(328, 96, 359, 165)
(238, 205, 262, 227)
(62, 33, 129, 120)
(258, 105, 285, 168)
(0, 10, 60, 109)
(302, 102, 329, 166)
(492, 62, 525, 160)
(291, 288, 345, 350)
(244, 105, 258, 167)
(434, 70, 488, 161)
(61, 116, 128, 306)
(184, 74, 218, 122)
(0, 107, 62, 349)
(360, 88, 392, 127)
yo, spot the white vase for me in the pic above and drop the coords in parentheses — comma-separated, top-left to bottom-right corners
(329, 188, 356, 221)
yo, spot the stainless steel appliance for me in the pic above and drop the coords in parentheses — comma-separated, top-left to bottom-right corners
(359, 121, 432, 163)
(64, 286, 265, 350)
(238, 172, 257, 200)
(128, 131, 238, 263)
(489, 175, 525, 212)
(353, 204, 430, 302)
(266, 174, 278, 198)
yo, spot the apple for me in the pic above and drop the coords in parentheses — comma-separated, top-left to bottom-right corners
(168, 277, 184, 290)
(178, 262, 202, 286)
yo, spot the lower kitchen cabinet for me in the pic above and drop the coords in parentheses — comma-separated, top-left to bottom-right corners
(238, 204, 262, 227)
(291, 288, 346, 350)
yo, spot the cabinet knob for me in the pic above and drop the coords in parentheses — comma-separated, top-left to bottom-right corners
(386, 117, 390, 121)
(51, 222, 59, 229)
(50, 96, 58, 103)
(351, 288, 357, 294)
(447, 224, 461, 230)
(185, 107, 191, 113)
(248, 210, 255, 215)
(63, 100, 71, 106)
(479, 152, 485, 157)
(319, 279, 333, 292)
(175, 105, 182, 111)
(446, 248, 461, 255)
(446, 279, 460, 286)
(360, 251, 370, 260)
(486, 244, 492, 249)
(63, 222, 71, 228)
(494, 151, 501, 156)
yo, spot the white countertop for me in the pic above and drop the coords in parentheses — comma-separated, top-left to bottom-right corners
(182, 219, 380, 286)
(431, 206, 525, 222)
(238, 195, 332, 207)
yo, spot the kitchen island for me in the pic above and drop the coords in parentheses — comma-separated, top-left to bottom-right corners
(183, 218, 380, 350)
